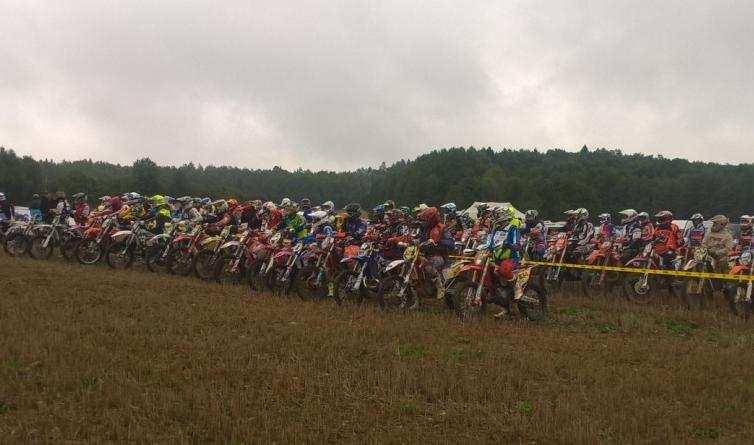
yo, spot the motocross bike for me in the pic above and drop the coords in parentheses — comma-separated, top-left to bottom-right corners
(213, 226, 258, 285)
(580, 238, 623, 298)
(680, 246, 724, 309)
(540, 233, 586, 296)
(333, 240, 384, 305)
(145, 220, 187, 273)
(291, 233, 344, 300)
(166, 224, 206, 276)
(376, 240, 437, 310)
(76, 214, 118, 265)
(622, 243, 683, 304)
(724, 248, 754, 319)
(250, 232, 285, 293)
(193, 225, 234, 280)
(444, 244, 547, 322)
(105, 220, 158, 269)
(29, 215, 82, 261)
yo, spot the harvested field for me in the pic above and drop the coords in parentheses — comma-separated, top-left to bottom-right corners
(1, 254, 754, 442)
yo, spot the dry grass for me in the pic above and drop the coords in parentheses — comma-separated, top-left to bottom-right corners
(1, 254, 754, 443)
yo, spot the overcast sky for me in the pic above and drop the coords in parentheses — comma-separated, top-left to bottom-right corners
(1, 0, 752, 171)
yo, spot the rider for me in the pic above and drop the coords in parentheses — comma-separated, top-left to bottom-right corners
(71, 193, 90, 225)
(521, 209, 547, 260)
(280, 202, 308, 240)
(343, 203, 367, 242)
(596, 213, 615, 241)
(261, 201, 283, 231)
(684, 213, 706, 252)
(569, 208, 594, 259)
(147, 195, 173, 234)
(0, 192, 13, 221)
(702, 215, 735, 272)
(310, 210, 335, 238)
(175, 196, 203, 223)
(737, 215, 753, 252)
(53, 191, 72, 223)
(652, 210, 680, 268)
(300, 198, 314, 223)
(416, 206, 455, 301)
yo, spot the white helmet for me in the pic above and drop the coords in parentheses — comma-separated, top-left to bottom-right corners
(0, 192, 6, 201)
(321, 201, 335, 212)
(310, 210, 328, 222)
(618, 209, 638, 224)
(280, 197, 291, 207)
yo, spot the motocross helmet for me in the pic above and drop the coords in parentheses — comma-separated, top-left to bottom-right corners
(575, 208, 589, 221)
(413, 203, 428, 214)
(345, 203, 361, 218)
(99, 195, 111, 202)
(740, 215, 753, 228)
(690, 213, 704, 226)
(440, 202, 457, 214)
(710, 214, 729, 232)
(212, 199, 229, 214)
(598, 213, 611, 224)
(476, 203, 489, 217)
(310, 210, 328, 222)
(262, 201, 276, 213)
(0, 192, 5, 201)
(150, 195, 167, 207)
(226, 198, 239, 212)
(383, 200, 396, 211)
(321, 201, 335, 213)
(417, 206, 440, 228)
(637, 212, 650, 223)
(283, 202, 299, 215)
(72, 192, 86, 202)
(524, 209, 539, 222)
(654, 210, 674, 227)
(619, 209, 638, 225)
(280, 197, 292, 207)
(399, 206, 412, 216)
(300, 198, 312, 210)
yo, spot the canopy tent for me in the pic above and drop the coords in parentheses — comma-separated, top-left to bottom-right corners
(462, 202, 525, 221)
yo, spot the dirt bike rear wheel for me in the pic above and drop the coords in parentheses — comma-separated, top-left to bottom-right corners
(5, 233, 31, 257)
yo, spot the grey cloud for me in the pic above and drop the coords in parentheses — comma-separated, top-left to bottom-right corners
(1, 0, 753, 170)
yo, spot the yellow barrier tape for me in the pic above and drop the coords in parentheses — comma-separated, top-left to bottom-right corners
(519, 259, 754, 282)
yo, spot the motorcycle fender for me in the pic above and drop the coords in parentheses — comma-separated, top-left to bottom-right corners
(147, 233, 171, 246)
(221, 240, 241, 250)
(385, 259, 405, 272)
(730, 265, 746, 275)
(111, 230, 133, 243)
(201, 236, 221, 249)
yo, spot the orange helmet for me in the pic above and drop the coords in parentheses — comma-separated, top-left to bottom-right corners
(417, 206, 440, 227)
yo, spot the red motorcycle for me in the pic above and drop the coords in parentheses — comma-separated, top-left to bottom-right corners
(444, 245, 547, 321)
(76, 213, 118, 265)
(580, 237, 623, 297)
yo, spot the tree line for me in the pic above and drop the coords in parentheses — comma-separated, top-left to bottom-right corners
(2, 145, 753, 220)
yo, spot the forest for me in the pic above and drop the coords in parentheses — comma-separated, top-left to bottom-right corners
(2, 145, 753, 220)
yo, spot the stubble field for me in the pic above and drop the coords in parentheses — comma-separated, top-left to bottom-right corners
(1, 254, 754, 442)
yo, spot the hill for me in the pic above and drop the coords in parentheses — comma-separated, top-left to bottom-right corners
(2, 255, 754, 441)
(2, 146, 754, 219)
